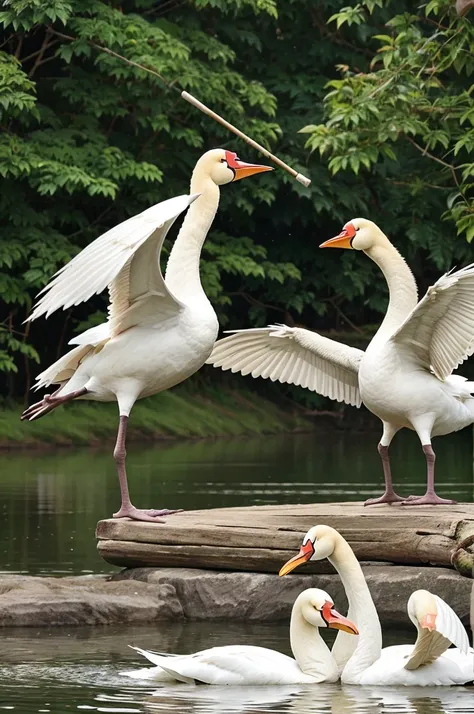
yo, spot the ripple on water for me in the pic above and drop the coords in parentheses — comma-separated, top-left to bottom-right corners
(1, 661, 474, 714)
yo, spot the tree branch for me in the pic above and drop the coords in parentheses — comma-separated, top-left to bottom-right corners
(14, 35, 23, 59)
(66, 206, 114, 240)
(405, 135, 461, 190)
(143, 0, 184, 16)
(0, 33, 15, 50)
(21, 39, 60, 65)
(48, 28, 174, 91)
(389, 179, 449, 190)
(227, 291, 295, 325)
(27, 31, 57, 78)
(328, 299, 364, 334)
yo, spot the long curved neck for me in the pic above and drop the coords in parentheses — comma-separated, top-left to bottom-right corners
(365, 241, 418, 345)
(290, 608, 339, 683)
(329, 536, 382, 684)
(164, 174, 219, 304)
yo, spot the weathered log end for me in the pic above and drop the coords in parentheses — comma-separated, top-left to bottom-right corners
(456, 0, 474, 17)
(452, 532, 474, 578)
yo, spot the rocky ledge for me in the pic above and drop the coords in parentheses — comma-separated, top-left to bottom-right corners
(0, 565, 472, 629)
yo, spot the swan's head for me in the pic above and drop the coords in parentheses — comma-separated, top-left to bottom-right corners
(194, 148, 272, 186)
(296, 588, 358, 634)
(279, 525, 338, 577)
(320, 218, 387, 252)
(407, 589, 438, 631)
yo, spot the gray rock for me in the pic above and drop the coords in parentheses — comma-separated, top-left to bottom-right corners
(113, 565, 473, 627)
(0, 566, 471, 628)
(0, 574, 183, 626)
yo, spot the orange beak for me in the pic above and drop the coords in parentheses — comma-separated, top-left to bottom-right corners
(322, 601, 359, 635)
(320, 222, 356, 249)
(279, 539, 314, 576)
(225, 150, 273, 181)
(419, 613, 437, 631)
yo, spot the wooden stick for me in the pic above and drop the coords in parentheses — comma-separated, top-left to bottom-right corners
(181, 92, 311, 186)
(48, 29, 311, 186)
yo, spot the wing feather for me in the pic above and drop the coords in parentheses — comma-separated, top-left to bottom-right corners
(404, 591, 470, 670)
(391, 265, 474, 380)
(434, 594, 470, 655)
(130, 645, 312, 685)
(207, 324, 363, 407)
(27, 194, 199, 324)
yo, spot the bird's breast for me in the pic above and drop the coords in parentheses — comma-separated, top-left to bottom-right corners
(358, 346, 414, 421)
(83, 306, 218, 399)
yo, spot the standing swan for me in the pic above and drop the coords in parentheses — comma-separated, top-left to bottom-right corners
(279, 525, 473, 686)
(122, 588, 358, 685)
(21, 149, 271, 522)
(208, 218, 474, 505)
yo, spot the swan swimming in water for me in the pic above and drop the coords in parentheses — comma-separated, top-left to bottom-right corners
(122, 588, 358, 685)
(280, 525, 473, 686)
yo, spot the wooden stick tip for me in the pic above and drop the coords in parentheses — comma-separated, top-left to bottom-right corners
(295, 173, 311, 187)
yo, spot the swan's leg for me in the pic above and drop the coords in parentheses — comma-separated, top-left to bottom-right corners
(402, 443, 456, 506)
(112, 414, 181, 523)
(20, 387, 88, 421)
(365, 422, 414, 506)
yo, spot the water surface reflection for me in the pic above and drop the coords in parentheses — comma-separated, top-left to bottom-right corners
(0, 431, 472, 575)
(1, 622, 473, 714)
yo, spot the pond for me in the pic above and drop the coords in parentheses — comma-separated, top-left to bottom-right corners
(0, 430, 473, 713)
(1, 621, 473, 714)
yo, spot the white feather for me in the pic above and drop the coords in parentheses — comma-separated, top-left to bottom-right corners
(390, 264, 474, 380)
(27, 194, 199, 324)
(125, 645, 317, 685)
(207, 324, 363, 407)
(433, 593, 470, 655)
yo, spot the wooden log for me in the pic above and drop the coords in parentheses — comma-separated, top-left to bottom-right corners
(96, 502, 474, 575)
(97, 540, 337, 573)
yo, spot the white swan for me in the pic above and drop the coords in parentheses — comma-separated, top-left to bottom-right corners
(21, 149, 271, 522)
(122, 588, 358, 685)
(208, 218, 474, 505)
(279, 525, 473, 686)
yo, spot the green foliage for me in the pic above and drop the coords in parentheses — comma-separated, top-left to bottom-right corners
(302, 0, 474, 241)
(0, 325, 39, 374)
(0, 379, 307, 445)
(0, 0, 73, 30)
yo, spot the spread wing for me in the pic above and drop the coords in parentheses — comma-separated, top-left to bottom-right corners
(27, 194, 199, 335)
(207, 324, 363, 407)
(404, 592, 470, 670)
(390, 264, 474, 381)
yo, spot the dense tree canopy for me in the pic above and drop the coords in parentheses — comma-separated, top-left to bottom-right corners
(0, 0, 473, 401)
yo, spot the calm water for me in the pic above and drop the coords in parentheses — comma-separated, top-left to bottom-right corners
(1, 430, 473, 576)
(1, 622, 473, 714)
(0, 430, 473, 712)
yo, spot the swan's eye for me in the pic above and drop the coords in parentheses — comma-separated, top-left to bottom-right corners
(220, 158, 226, 164)
(355, 227, 360, 231)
